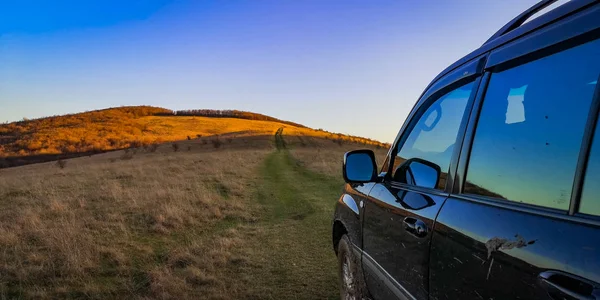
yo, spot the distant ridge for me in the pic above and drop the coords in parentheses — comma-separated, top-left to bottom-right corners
(11, 106, 306, 128)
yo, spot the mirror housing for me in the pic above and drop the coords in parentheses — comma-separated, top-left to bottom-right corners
(343, 150, 377, 183)
(394, 158, 441, 189)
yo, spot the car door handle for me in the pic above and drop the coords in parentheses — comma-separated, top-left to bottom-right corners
(539, 271, 600, 300)
(403, 217, 428, 238)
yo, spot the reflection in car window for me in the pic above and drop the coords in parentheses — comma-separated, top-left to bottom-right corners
(580, 103, 600, 216)
(465, 38, 600, 210)
(393, 82, 474, 190)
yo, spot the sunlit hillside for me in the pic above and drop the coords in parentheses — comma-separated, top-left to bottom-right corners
(0, 107, 385, 154)
(0, 106, 388, 168)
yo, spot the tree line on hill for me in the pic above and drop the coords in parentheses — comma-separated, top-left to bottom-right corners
(157, 109, 307, 128)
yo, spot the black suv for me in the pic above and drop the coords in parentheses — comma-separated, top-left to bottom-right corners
(332, 1, 600, 299)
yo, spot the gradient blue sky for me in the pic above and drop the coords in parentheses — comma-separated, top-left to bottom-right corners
(0, 0, 539, 142)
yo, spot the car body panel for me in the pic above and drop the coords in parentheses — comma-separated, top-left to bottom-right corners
(429, 196, 600, 300)
(332, 182, 376, 251)
(362, 183, 448, 300)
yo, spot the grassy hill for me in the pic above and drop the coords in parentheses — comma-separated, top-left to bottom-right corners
(0, 106, 388, 168)
(0, 106, 395, 298)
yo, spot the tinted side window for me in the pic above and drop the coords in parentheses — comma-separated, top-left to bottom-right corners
(392, 82, 474, 190)
(579, 107, 600, 216)
(465, 39, 600, 210)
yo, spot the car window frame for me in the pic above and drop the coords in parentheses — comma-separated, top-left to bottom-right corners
(453, 5, 600, 226)
(383, 57, 484, 195)
(574, 77, 600, 219)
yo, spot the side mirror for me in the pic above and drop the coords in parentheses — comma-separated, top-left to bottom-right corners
(343, 150, 377, 183)
(394, 158, 441, 189)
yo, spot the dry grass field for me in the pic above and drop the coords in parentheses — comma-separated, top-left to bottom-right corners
(285, 135, 389, 176)
(0, 131, 389, 299)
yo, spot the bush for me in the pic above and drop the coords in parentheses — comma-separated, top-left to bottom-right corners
(120, 151, 134, 160)
(148, 143, 159, 152)
(172, 143, 180, 152)
(130, 140, 142, 148)
(297, 136, 306, 147)
(196, 134, 202, 139)
(187, 136, 191, 140)
(211, 138, 222, 149)
(56, 159, 67, 169)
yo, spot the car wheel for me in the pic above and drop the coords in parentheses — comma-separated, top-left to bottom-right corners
(338, 234, 368, 300)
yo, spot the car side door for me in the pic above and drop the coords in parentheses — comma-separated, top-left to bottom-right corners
(361, 58, 484, 300)
(429, 9, 600, 300)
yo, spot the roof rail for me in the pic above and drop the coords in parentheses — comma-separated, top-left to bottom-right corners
(484, 0, 556, 44)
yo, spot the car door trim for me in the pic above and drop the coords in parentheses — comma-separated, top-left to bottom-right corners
(450, 193, 600, 228)
(361, 250, 417, 300)
(452, 72, 491, 195)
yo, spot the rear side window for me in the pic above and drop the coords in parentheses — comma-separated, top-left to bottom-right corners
(392, 82, 474, 190)
(579, 110, 600, 216)
(464, 38, 600, 210)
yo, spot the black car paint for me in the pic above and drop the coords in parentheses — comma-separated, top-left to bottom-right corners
(429, 195, 600, 300)
(362, 183, 446, 300)
(332, 1, 600, 299)
(332, 182, 374, 253)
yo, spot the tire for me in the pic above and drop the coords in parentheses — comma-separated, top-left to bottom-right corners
(338, 234, 369, 300)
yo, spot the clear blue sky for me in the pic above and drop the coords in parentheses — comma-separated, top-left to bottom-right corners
(0, 0, 538, 142)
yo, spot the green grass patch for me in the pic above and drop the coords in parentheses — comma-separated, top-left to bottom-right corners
(235, 148, 343, 299)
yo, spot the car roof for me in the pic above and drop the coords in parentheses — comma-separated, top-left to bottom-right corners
(424, 0, 597, 96)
